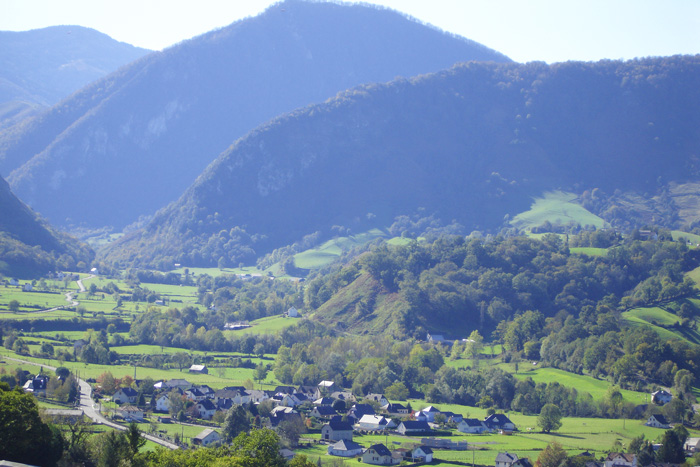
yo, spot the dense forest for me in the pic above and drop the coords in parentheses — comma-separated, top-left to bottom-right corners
(0, 176, 93, 277)
(103, 55, 700, 269)
(1, 0, 507, 231)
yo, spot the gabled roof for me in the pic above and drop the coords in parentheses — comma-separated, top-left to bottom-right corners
(383, 403, 407, 412)
(368, 444, 392, 457)
(400, 420, 430, 430)
(198, 399, 216, 410)
(485, 413, 513, 426)
(332, 439, 362, 451)
(349, 403, 375, 416)
(116, 387, 138, 397)
(461, 418, 486, 426)
(195, 428, 219, 440)
(313, 406, 337, 416)
(318, 380, 335, 388)
(496, 452, 519, 464)
(359, 414, 387, 425)
(421, 405, 440, 413)
(415, 446, 433, 454)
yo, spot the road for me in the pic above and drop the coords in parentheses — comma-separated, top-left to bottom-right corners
(5, 356, 179, 450)
(24, 274, 93, 313)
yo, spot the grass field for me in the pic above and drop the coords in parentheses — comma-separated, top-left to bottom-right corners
(294, 229, 388, 270)
(671, 230, 700, 245)
(686, 266, 700, 286)
(510, 191, 606, 233)
(623, 306, 700, 345)
(569, 247, 608, 257)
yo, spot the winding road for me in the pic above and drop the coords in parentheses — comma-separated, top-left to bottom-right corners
(7, 357, 179, 449)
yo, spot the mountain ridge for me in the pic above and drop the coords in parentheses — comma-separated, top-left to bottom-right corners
(102, 55, 700, 269)
(2, 0, 509, 230)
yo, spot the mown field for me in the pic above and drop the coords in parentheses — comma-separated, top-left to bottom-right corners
(294, 229, 389, 270)
(510, 191, 606, 233)
(623, 306, 700, 345)
(222, 314, 300, 337)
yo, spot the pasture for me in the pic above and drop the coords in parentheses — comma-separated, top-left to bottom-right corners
(294, 228, 388, 270)
(569, 247, 608, 257)
(222, 314, 299, 337)
(623, 306, 700, 345)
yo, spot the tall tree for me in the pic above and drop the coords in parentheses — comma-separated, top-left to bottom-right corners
(537, 403, 563, 433)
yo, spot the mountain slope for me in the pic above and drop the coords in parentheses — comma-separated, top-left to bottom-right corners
(102, 55, 700, 269)
(0, 176, 93, 277)
(0, 26, 149, 129)
(2, 0, 509, 229)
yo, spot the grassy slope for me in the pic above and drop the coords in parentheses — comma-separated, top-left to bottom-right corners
(510, 191, 605, 232)
(569, 247, 608, 257)
(293, 229, 388, 270)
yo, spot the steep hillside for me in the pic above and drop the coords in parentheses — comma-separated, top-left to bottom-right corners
(103, 55, 700, 269)
(2, 0, 509, 229)
(0, 26, 149, 129)
(0, 176, 93, 277)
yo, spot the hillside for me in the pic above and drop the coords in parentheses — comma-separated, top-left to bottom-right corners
(0, 26, 149, 130)
(1, 0, 509, 230)
(102, 55, 700, 269)
(0, 176, 93, 277)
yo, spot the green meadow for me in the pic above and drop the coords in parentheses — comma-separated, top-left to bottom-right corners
(510, 191, 606, 233)
(294, 229, 388, 270)
(569, 247, 608, 257)
(623, 306, 700, 345)
(222, 314, 299, 337)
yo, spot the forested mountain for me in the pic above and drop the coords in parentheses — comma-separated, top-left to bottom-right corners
(103, 55, 700, 269)
(1, 0, 509, 230)
(0, 176, 93, 277)
(0, 26, 149, 129)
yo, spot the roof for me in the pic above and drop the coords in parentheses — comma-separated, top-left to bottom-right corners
(384, 403, 406, 412)
(485, 413, 513, 425)
(195, 428, 219, 440)
(461, 418, 486, 426)
(119, 405, 142, 413)
(314, 406, 337, 415)
(116, 387, 138, 396)
(359, 414, 387, 425)
(332, 439, 362, 451)
(400, 420, 430, 430)
(318, 380, 335, 387)
(198, 399, 216, 410)
(421, 406, 440, 413)
(326, 420, 353, 432)
(606, 453, 636, 463)
(368, 444, 392, 457)
(416, 446, 433, 454)
(496, 452, 519, 464)
(349, 403, 375, 415)
(189, 364, 207, 371)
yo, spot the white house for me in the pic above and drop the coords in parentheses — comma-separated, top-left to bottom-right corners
(156, 394, 171, 412)
(365, 393, 389, 406)
(419, 406, 441, 422)
(362, 444, 399, 466)
(496, 452, 520, 467)
(645, 414, 670, 429)
(458, 418, 489, 434)
(397, 421, 431, 435)
(113, 387, 138, 405)
(193, 429, 221, 447)
(484, 413, 516, 432)
(328, 439, 364, 457)
(23, 283, 33, 291)
(412, 446, 434, 462)
(196, 399, 217, 420)
(286, 307, 300, 318)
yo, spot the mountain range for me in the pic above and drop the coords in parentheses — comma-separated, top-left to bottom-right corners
(0, 25, 149, 129)
(103, 55, 700, 269)
(0, 0, 509, 231)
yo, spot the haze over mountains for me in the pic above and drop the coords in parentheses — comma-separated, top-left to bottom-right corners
(0, 0, 509, 231)
(104, 55, 700, 269)
(0, 25, 149, 129)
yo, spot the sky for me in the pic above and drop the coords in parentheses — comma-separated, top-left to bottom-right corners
(1, 0, 699, 63)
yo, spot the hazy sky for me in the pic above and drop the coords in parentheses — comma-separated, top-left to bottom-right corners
(1, 0, 699, 63)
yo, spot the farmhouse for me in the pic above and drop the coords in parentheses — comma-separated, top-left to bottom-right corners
(645, 414, 670, 429)
(156, 394, 171, 412)
(327, 439, 363, 457)
(362, 444, 399, 466)
(196, 399, 217, 420)
(419, 405, 441, 422)
(311, 405, 337, 419)
(365, 393, 389, 406)
(193, 429, 221, 447)
(496, 452, 521, 467)
(382, 402, 409, 414)
(321, 420, 354, 442)
(286, 307, 300, 317)
(318, 380, 336, 395)
(22, 374, 49, 395)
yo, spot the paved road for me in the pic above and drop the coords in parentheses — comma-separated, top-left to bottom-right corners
(6, 356, 179, 450)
